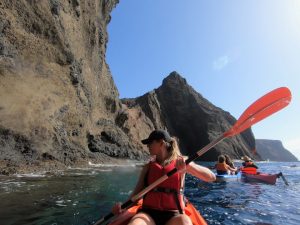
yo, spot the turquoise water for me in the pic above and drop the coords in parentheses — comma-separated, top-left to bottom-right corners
(0, 162, 299, 225)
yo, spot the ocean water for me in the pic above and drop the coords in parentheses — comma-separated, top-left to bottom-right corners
(0, 161, 299, 225)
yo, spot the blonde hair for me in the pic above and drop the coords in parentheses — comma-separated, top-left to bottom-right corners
(162, 137, 182, 166)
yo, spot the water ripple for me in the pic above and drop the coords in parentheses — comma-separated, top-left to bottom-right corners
(0, 162, 299, 225)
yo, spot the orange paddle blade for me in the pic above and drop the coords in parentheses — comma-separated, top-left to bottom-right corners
(224, 87, 291, 137)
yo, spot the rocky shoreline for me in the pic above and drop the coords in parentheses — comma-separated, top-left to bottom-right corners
(0, 156, 146, 176)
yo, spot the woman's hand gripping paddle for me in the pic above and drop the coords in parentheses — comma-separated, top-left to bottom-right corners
(93, 87, 292, 225)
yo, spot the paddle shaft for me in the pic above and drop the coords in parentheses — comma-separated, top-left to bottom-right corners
(278, 172, 289, 185)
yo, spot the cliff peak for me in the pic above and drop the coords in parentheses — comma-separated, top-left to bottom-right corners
(162, 71, 187, 88)
(123, 71, 256, 161)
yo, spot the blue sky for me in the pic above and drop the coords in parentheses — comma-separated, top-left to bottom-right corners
(107, 0, 300, 160)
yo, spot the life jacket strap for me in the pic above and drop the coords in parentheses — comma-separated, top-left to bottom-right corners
(152, 187, 184, 194)
(151, 187, 184, 214)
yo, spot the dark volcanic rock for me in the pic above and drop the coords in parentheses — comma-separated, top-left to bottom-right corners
(0, 126, 38, 163)
(121, 72, 257, 161)
(256, 139, 298, 161)
(87, 118, 147, 160)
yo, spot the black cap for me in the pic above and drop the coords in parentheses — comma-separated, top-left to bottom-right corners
(141, 129, 172, 145)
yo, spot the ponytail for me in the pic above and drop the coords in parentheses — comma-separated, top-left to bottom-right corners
(163, 137, 182, 166)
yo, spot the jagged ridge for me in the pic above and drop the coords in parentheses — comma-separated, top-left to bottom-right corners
(121, 71, 257, 161)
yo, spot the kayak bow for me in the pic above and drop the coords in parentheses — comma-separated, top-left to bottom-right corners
(108, 199, 207, 225)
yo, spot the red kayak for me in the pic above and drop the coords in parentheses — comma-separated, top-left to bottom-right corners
(241, 172, 281, 185)
(108, 199, 207, 225)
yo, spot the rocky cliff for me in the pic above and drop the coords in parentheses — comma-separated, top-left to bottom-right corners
(0, 0, 146, 175)
(1, 1, 259, 175)
(120, 72, 257, 161)
(256, 139, 298, 161)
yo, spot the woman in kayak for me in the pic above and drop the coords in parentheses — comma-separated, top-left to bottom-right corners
(214, 155, 237, 175)
(241, 156, 258, 169)
(240, 156, 259, 174)
(112, 129, 216, 225)
(224, 154, 237, 175)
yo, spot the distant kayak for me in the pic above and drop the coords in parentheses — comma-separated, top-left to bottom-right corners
(241, 172, 281, 185)
(215, 172, 283, 185)
(108, 199, 207, 225)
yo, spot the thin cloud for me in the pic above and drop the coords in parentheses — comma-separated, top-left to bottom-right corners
(213, 55, 231, 71)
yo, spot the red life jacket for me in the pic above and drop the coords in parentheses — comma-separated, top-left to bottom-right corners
(143, 160, 185, 212)
(241, 166, 257, 174)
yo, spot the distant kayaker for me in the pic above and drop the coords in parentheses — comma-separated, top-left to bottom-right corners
(241, 156, 258, 169)
(214, 155, 237, 175)
(224, 154, 237, 174)
(240, 156, 258, 174)
(112, 129, 216, 225)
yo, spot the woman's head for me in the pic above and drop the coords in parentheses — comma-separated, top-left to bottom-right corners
(224, 154, 232, 164)
(218, 155, 226, 163)
(141, 129, 181, 164)
(242, 156, 251, 162)
(141, 129, 172, 145)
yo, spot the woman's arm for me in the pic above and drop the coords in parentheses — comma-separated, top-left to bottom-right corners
(186, 162, 216, 182)
(226, 164, 237, 172)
